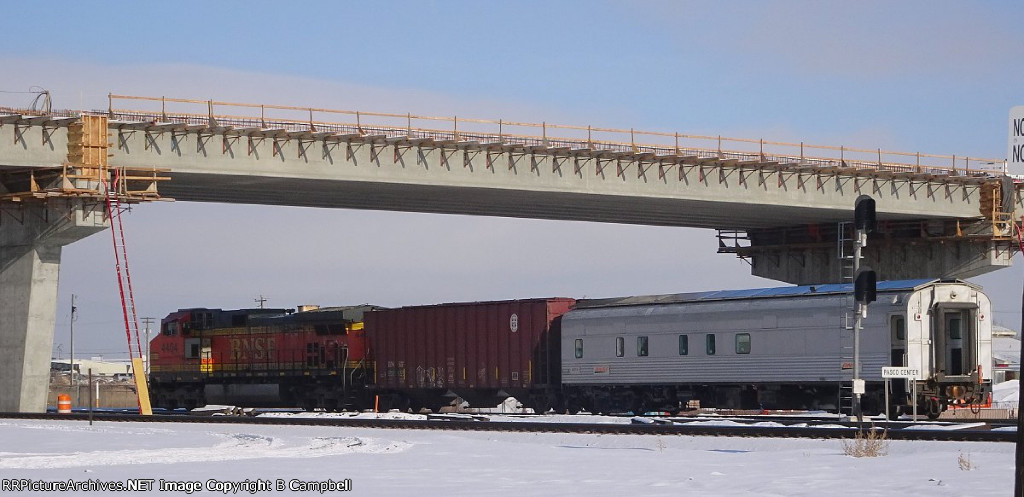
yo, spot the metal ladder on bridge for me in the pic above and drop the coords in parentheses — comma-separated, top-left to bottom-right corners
(836, 221, 856, 415)
(103, 169, 153, 415)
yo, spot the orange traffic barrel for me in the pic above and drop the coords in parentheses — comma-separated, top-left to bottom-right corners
(57, 394, 72, 414)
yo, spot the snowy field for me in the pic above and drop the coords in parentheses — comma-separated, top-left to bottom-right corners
(0, 417, 1015, 496)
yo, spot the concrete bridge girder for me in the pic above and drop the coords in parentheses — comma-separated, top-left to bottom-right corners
(1, 116, 1015, 284)
(104, 124, 1016, 283)
(109, 127, 995, 230)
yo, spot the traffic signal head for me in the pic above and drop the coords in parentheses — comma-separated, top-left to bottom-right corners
(854, 195, 876, 233)
(855, 267, 877, 304)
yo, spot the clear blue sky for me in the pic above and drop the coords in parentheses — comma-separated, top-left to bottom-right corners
(2, 1, 1021, 358)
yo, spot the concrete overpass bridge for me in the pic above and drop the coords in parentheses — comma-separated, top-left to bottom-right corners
(1, 94, 1021, 412)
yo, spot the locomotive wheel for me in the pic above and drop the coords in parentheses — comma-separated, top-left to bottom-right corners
(925, 398, 942, 420)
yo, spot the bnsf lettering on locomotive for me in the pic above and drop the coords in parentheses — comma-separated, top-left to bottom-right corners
(230, 337, 277, 360)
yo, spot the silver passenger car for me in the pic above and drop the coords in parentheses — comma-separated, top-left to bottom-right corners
(560, 279, 992, 417)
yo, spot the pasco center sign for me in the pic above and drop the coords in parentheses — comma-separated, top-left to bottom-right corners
(1011, 106, 1024, 175)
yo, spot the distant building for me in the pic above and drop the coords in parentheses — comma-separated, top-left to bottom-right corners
(992, 325, 1020, 383)
(50, 358, 139, 378)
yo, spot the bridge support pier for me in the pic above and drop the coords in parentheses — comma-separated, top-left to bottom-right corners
(748, 239, 1013, 285)
(0, 201, 107, 412)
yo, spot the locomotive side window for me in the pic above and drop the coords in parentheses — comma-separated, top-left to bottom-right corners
(162, 321, 179, 336)
(615, 337, 624, 357)
(678, 334, 689, 355)
(735, 333, 751, 354)
(184, 338, 201, 359)
(574, 339, 584, 359)
(637, 336, 649, 357)
(706, 334, 716, 355)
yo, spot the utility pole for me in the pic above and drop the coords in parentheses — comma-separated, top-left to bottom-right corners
(69, 294, 77, 387)
(255, 295, 267, 309)
(141, 317, 155, 376)
(852, 196, 877, 428)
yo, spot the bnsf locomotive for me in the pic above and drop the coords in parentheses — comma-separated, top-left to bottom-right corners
(149, 279, 993, 418)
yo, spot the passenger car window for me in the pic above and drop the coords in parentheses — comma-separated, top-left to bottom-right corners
(615, 337, 624, 357)
(637, 336, 649, 357)
(575, 339, 584, 359)
(891, 315, 906, 341)
(678, 334, 688, 355)
(706, 334, 716, 355)
(948, 317, 962, 339)
(735, 333, 751, 354)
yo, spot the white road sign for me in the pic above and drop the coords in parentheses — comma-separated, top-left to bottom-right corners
(881, 367, 919, 378)
(1010, 106, 1024, 174)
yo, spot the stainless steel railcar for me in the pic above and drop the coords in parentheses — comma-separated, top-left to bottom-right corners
(560, 279, 993, 418)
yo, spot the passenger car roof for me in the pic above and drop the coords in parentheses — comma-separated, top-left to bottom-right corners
(575, 279, 976, 309)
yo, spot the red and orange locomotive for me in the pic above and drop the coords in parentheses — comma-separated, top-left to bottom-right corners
(149, 305, 378, 410)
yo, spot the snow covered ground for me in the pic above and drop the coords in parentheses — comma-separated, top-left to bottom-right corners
(993, 380, 1019, 410)
(0, 417, 1015, 496)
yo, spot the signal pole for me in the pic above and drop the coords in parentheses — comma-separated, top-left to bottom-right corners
(852, 196, 877, 428)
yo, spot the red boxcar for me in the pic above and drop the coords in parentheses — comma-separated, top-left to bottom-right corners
(366, 298, 575, 412)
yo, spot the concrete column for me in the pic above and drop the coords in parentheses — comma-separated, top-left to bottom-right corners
(0, 200, 106, 412)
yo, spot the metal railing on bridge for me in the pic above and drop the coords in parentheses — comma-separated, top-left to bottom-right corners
(99, 94, 1005, 179)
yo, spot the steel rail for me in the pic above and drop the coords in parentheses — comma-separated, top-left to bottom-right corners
(0, 412, 1013, 442)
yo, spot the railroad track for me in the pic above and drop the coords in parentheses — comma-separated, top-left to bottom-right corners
(0, 412, 1013, 442)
